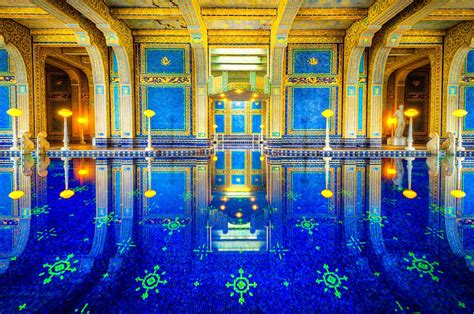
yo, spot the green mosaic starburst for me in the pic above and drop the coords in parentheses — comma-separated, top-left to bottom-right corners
(286, 191, 301, 201)
(193, 244, 211, 260)
(296, 217, 319, 235)
(72, 186, 89, 193)
(181, 191, 194, 201)
(39, 253, 78, 284)
(95, 212, 116, 228)
(116, 237, 136, 254)
(31, 205, 50, 217)
(226, 268, 257, 305)
(269, 242, 289, 260)
(315, 264, 348, 298)
(364, 211, 387, 227)
(404, 252, 443, 282)
(36, 228, 57, 241)
(346, 236, 366, 252)
(135, 265, 168, 300)
(424, 226, 445, 239)
(162, 217, 186, 235)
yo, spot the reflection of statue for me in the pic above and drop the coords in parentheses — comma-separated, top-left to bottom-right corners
(394, 105, 406, 137)
(37, 132, 50, 155)
(426, 156, 439, 177)
(441, 132, 455, 155)
(37, 155, 51, 177)
(21, 132, 35, 155)
(392, 158, 404, 188)
(442, 156, 455, 177)
(21, 154, 35, 177)
(426, 132, 439, 155)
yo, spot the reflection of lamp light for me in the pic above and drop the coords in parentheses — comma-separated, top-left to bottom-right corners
(451, 157, 465, 199)
(259, 155, 265, 161)
(144, 157, 156, 198)
(7, 108, 23, 151)
(322, 109, 334, 151)
(235, 89, 243, 94)
(387, 168, 397, 176)
(58, 109, 73, 151)
(404, 109, 418, 151)
(452, 109, 468, 152)
(321, 157, 333, 198)
(144, 109, 155, 151)
(220, 205, 226, 210)
(60, 157, 75, 199)
(78, 169, 88, 176)
(9, 158, 24, 200)
(403, 157, 417, 199)
(235, 211, 243, 218)
(212, 155, 218, 161)
(77, 117, 87, 145)
(252, 205, 258, 210)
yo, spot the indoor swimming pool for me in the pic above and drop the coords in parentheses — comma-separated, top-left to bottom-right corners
(0, 152, 472, 313)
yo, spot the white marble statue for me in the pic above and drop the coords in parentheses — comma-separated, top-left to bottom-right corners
(21, 131, 35, 155)
(36, 131, 50, 156)
(426, 132, 440, 155)
(426, 155, 439, 177)
(441, 132, 455, 155)
(394, 105, 406, 138)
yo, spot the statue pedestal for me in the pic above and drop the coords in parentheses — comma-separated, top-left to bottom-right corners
(387, 136, 406, 146)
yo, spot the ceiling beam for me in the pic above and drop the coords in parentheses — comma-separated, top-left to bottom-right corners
(427, 9, 474, 20)
(202, 8, 276, 20)
(0, 7, 50, 18)
(110, 7, 182, 20)
(296, 8, 368, 20)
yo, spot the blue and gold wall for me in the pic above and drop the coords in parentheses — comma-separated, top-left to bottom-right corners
(137, 44, 192, 137)
(110, 50, 120, 137)
(213, 100, 264, 135)
(357, 51, 367, 136)
(0, 49, 14, 135)
(462, 50, 474, 134)
(285, 44, 342, 137)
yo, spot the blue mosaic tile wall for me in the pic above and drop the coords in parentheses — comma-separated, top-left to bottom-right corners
(110, 50, 120, 136)
(285, 44, 340, 136)
(463, 49, 474, 132)
(139, 45, 192, 136)
(213, 150, 264, 190)
(0, 49, 12, 133)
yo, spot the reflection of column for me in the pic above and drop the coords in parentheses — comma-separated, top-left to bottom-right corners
(81, 160, 109, 271)
(195, 164, 210, 251)
(443, 157, 463, 256)
(108, 161, 134, 274)
(266, 162, 283, 249)
(367, 160, 385, 255)
(0, 159, 31, 273)
(343, 161, 358, 249)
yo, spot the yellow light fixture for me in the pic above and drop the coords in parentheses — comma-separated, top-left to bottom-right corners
(259, 155, 265, 161)
(213, 124, 218, 129)
(253, 93, 258, 98)
(387, 168, 397, 175)
(320, 189, 333, 198)
(212, 155, 218, 161)
(77, 117, 88, 124)
(322, 109, 334, 118)
(144, 109, 156, 118)
(450, 189, 466, 199)
(387, 117, 397, 126)
(60, 189, 75, 199)
(219, 93, 225, 97)
(252, 205, 258, 210)
(144, 189, 156, 198)
(8, 190, 24, 200)
(78, 169, 88, 176)
(58, 109, 73, 118)
(220, 205, 226, 210)
(250, 197, 255, 202)
(452, 109, 468, 118)
(7, 108, 23, 117)
(260, 124, 264, 129)
(235, 89, 243, 94)
(235, 211, 243, 218)
(221, 197, 228, 202)
(402, 189, 417, 199)
(404, 109, 419, 118)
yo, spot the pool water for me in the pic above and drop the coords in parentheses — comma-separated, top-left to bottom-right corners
(0, 152, 472, 313)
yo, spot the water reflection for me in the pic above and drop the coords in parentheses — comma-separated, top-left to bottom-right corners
(0, 152, 472, 312)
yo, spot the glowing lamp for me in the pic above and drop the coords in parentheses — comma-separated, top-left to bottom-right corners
(404, 109, 419, 118)
(387, 168, 397, 175)
(8, 190, 24, 200)
(259, 155, 265, 161)
(235, 211, 243, 218)
(250, 197, 255, 202)
(452, 109, 468, 118)
(78, 169, 88, 176)
(220, 205, 226, 210)
(260, 124, 264, 129)
(402, 189, 417, 199)
(212, 155, 218, 161)
(235, 89, 243, 94)
(450, 190, 466, 199)
(7, 108, 23, 117)
(253, 93, 258, 97)
(252, 205, 258, 210)
(144, 189, 156, 198)
(77, 117, 88, 124)
(320, 189, 333, 198)
(321, 109, 334, 118)
(213, 124, 218, 129)
(387, 117, 397, 126)
(219, 93, 225, 97)
(144, 109, 155, 118)
(58, 109, 73, 118)
(221, 197, 228, 202)
(60, 189, 75, 199)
